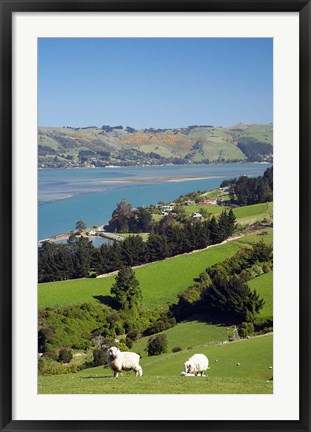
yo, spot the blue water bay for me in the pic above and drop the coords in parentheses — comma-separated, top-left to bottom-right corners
(38, 164, 271, 240)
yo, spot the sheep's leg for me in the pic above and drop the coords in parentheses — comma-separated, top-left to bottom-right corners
(135, 367, 142, 377)
(114, 371, 119, 378)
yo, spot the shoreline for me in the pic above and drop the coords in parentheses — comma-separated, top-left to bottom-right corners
(38, 161, 271, 171)
(39, 231, 122, 244)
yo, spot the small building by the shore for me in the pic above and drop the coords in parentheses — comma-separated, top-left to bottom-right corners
(191, 212, 203, 219)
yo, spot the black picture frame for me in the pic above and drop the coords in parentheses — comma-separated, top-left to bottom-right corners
(1, 1, 310, 431)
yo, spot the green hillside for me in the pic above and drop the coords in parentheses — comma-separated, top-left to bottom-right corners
(38, 123, 273, 168)
(38, 334, 273, 394)
(38, 228, 272, 309)
(39, 240, 242, 309)
(183, 202, 273, 226)
(132, 319, 229, 355)
(132, 269, 273, 356)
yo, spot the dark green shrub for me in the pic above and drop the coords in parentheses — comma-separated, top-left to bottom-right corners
(125, 337, 133, 349)
(147, 334, 168, 356)
(38, 357, 80, 375)
(58, 348, 73, 363)
(238, 322, 254, 338)
(127, 329, 140, 341)
(145, 317, 176, 336)
(172, 346, 182, 353)
(42, 351, 58, 361)
(253, 316, 273, 333)
(93, 348, 107, 366)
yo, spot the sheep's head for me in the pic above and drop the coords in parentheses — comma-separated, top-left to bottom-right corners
(184, 361, 194, 374)
(107, 346, 120, 360)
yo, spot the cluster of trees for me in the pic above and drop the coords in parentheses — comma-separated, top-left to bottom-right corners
(106, 199, 152, 233)
(220, 167, 273, 206)
(38, 208, 237, 283)
(187, 125, 214, 129)
(237, 137, 273, 162)
(38, 237, 95, 282)
(96, 210, 236, 275)
(171, 240, 273, 324)
(101, 125, 123, 132)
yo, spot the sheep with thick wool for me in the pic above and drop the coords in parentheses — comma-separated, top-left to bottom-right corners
(106, 346, 142, 378)
(184, 354, 209, 376)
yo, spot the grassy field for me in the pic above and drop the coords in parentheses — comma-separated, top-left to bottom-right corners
(38, 334, 273, 394)
(39, 241, 242, 309)
(248, 272, 273, 318)
(133, 268, 273, 356)
(233, 202, 273, 225)
(132, 319, 229, 355)
(183, 204, 223, 214)
(39, 229, 273, 309)
(235, 228, 273, 246)
(182, 202, 273, 226)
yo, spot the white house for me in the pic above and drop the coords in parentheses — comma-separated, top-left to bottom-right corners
(191, 212, 203, 219)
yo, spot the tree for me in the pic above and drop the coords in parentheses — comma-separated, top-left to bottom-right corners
(38, 241, 73, 282)
(206, 272, 265, 322)
(146, 234, 169, 261)
(134, 207, 152, 232)
(227, 209, 237, 236)
(217, 211, 229, 242)
(147, 334, 168, 356)
(263, 166, 273, 189)
(70, 237, 94, 278)
(249, 240, 273, 264)
(209, 216, 220, 244)
(111, 267, 142, 312)
(96, 242, 122, 274)
(75, 220, 87, 233)
(93, 348, 107, 366)
(121, 235, 147, 266)
(107, 199, 133, 233)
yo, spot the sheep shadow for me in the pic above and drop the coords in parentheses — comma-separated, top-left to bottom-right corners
(80, 375, 112, 380)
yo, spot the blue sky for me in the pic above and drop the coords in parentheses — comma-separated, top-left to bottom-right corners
(38, 38, 272, 128)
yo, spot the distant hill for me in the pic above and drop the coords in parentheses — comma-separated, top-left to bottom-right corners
(38, 123, 273, 168)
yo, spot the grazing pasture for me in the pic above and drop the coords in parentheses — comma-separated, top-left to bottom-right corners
(236, 228, 273, 246)
(38, 229, 273, 309)
(132, 319, 228, 355)
(39, 241, 242, 309)
(182, 201, 272, 226)
(183, 204, 223, 214)
(38, 334, 273, 394)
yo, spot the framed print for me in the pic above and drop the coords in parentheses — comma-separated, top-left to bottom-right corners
(1, 1, 310, 431)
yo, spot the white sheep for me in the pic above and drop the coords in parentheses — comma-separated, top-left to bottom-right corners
(106, 346, 143, 378)
(184, 353, 209, 376)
